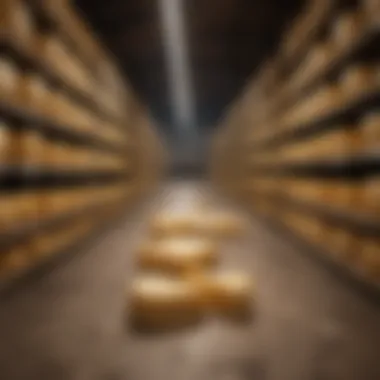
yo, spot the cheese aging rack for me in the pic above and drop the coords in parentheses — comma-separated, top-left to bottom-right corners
(211, 0, 380, 290)
(0, 0, 165, 287)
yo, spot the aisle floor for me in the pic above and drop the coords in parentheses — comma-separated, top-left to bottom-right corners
(0, 180, 379, 380)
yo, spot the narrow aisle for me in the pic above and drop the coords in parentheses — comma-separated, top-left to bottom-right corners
(0, 181, 379, 380)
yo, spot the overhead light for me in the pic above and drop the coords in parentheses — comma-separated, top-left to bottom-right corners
(158, 0, 196, 135)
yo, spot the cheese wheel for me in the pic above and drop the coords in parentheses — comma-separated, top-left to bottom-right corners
(294, 43, 332, 89)
(41, 36, 73, 80)
(130, 274, 203, 329)
(360, 177, 380, 218)
(56, 97, 78, 128)
(286, 85, 342, 126)
(332, 12, 362, 51)
(197, 271, 253, 314)
(289, 128, 352, 161)
(6, 127, 25, 165)
(8, 1, 33, 47)
(0, 192, 39, 229)
(22, 128, 45, 166)
(44, 189, 71, 216)
(360, 112, 380, 149)
(52, 42, 87, 94)
(325, 182, 355, 209)
(0, 58, 19, 101)
(24, 75, 49, 114)
(0, 120, 12, 164)
(65, 56, 87, 92)
(137, 237, 218, 274)
(359, 238, 380, 280)
(340, 65, 376, 99)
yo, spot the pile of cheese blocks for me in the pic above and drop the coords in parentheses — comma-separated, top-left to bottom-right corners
(129, 205, 253, 330)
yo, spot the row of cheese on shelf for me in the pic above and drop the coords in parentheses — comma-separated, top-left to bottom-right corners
(283, 63, 380, 129)
(1, 0, 93, 99)
(0, 0, 124, 118)
(42, 184, 132, 219)
(0, 57, 126, 146)
(0, 218, 95, 282)
(250, 63, 380, 143)
(0, 182, 132, 232)
(244, 176, 380, 221)
(41, 0, 129, 118)
(0, 122, 128, 171)
(242, 2, 379, 140)
(37, 0, 110, 84)
(280, 208, 380, 282)
(40, 35, 124, 118)
(288, 6, 378, 95)
(0, 196, 125, 283)
(247, 191, 380, 282)
(251, 112, 380, 164)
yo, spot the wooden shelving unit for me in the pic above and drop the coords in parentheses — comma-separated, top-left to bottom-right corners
(211, 0, 380, 289)
(0, 98, 130, 154)
(0, 0, 165, 286)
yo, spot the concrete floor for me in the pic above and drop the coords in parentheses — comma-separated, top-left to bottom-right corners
(0, 180, 379, 380)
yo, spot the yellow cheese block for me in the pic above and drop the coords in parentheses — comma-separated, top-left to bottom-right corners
(197, 271, 253, 314)
(129, 274, 203, 329)
(137, 237, 218, 274)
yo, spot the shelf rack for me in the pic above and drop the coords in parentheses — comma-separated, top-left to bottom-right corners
(0, 0, 166, 288)
(211, 0, 380, 290)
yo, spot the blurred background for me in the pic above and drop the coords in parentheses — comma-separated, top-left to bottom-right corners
(0, 0, 379, 379)
(75, 0, 303, 173)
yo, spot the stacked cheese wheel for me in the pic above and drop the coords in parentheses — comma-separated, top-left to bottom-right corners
(129, 207, 253, 331)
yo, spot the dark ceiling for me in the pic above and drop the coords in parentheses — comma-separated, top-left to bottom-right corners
(74, 0, 303, 133)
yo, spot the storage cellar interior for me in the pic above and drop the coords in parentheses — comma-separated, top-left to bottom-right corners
(0, 0, 379, 379)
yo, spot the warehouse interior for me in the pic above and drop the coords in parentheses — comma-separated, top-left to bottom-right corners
(0, 0, 379, 379)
